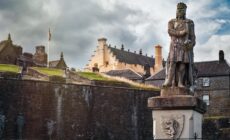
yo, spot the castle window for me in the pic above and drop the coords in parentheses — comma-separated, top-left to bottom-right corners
(202, 78, 210, 87)
(202, 95, 210, 105)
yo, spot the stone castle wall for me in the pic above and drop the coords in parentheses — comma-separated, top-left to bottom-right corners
(0, 79, 159, 140)
(195, 76, 230, 117)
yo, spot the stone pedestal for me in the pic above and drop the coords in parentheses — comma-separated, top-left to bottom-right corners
(148, 87, 206, 139)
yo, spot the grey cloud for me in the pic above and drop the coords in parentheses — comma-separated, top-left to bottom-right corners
(0, 0, 229, 69)
(0, 0, 145, 68)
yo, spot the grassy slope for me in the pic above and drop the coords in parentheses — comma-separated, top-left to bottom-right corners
(78, 72, 159, 91)
(0, 64, 21, 73)
(31, 67, 64, 76)
(0, 65, 158, 91)
(77, 72, 109, 81)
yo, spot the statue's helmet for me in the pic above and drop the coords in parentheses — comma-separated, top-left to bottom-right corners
(177, 2, 187, 10)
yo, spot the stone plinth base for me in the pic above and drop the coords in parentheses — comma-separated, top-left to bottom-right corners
(161, 87, 189, 96)
(148, 95, 206, 113)
(148, 87, 206, 139)
(151, 109, 203, 139)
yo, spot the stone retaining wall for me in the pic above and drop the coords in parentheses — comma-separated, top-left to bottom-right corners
(0, 79, 159, 140)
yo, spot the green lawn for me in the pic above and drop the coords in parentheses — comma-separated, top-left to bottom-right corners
(78, 72, 158, 90)
(31, 67, 64, 76)
(0, 64, 21, 73)
(78, 72, 109, 81)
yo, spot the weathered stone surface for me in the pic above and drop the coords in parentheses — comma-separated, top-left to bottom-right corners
(161, 87, 189, 96)
(148, 95, 206, 114)
(0, 79, 159, 140)
(196, 76, 229, 90)
(203, 117, 230, 139)
(152, 110, 203, 139)
(148, 88, 206, 139)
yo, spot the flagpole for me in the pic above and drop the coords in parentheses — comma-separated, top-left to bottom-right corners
(47, 39, 49, 67)
(47, 28, 51, 68)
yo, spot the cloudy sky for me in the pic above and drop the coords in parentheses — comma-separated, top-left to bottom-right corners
(0, 0, 229, 69)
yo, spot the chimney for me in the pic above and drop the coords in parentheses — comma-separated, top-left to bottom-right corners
(97, 37, 107, 67)
(154, 45, 163, 71)
(139, 49, 142, 55)
(162, 58, 166, 67)
(219, 50, 225, 63)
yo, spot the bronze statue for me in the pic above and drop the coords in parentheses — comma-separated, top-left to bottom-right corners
(163, 2, 196, 89)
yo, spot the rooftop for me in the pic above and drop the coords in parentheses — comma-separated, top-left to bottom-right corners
(105, 69, 142, 80)
(108, 46, 155, 66)
(147, 60, 230, 80)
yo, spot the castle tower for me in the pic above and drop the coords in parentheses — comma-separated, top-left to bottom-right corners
(33, 46, 47, 67)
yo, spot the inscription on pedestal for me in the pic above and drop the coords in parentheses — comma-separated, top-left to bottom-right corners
(161, 115, 184, 139)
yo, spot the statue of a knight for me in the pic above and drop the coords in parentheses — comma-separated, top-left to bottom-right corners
(163, 2, 196, 90)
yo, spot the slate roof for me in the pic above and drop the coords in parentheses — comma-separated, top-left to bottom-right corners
(17, 55, 33, 63)
(147, 60, 230, 80)
(105, 69, 142, 80)
(108, 47, 155, 66)
(146, 68, 166, 80)
(49, 60, 59, 68)
(195, 60, 230, 77)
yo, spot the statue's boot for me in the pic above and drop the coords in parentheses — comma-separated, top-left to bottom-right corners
(178, 81, 185, 88)
(178, 71, 185, 88)
(163, 69, 174, 86)
(163, 79, 172, 87)
(163, 63, 176, 87)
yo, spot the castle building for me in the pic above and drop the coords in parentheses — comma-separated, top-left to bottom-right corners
(49, 52, 67, 70)
(85, 38, 163, 77)
(0, 34, 22, 65)
(0, 34, 68, 69)
(33, 45, 48, 67)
